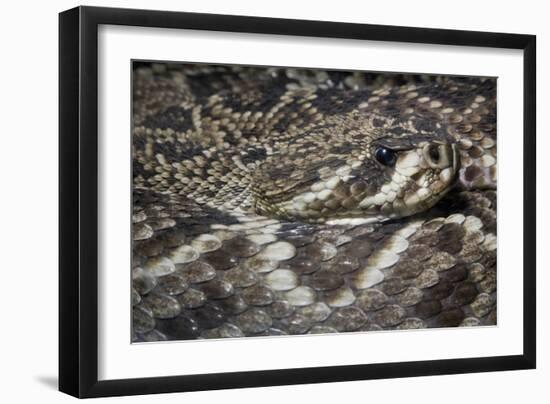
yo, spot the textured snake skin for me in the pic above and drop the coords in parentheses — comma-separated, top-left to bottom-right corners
(131, 63, 497, 342)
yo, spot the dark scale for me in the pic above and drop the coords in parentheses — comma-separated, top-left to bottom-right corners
(142, 106, 194, 132)
(310, 89, 369, 115)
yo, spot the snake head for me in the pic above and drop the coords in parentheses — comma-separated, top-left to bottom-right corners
(253, 135, 460, 223)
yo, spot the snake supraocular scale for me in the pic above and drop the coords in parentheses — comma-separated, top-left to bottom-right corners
(131, 63, 497, 342)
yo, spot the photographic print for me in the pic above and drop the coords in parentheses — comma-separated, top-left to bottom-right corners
(131, 62, 497, 342)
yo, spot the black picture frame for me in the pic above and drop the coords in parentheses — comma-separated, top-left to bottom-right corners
(59, 5, 536, 398)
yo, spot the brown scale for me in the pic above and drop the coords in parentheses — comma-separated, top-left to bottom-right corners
(131, 63, 497, 341)
(132, 200, 495, 340)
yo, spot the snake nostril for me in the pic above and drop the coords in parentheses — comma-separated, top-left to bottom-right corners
(428, 145, 440, 164)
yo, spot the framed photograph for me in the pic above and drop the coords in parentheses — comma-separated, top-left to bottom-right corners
(59, 6, 536, 398)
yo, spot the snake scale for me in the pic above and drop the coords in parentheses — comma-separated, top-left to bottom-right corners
(131, 62, 497, 342)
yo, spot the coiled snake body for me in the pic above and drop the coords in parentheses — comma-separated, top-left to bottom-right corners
(131, 63, 497, 341)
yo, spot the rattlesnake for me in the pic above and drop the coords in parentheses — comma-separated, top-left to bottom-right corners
(131, 63, 497, 341)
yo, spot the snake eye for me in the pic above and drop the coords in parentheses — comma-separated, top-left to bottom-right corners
(375, 146, 397, 167)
